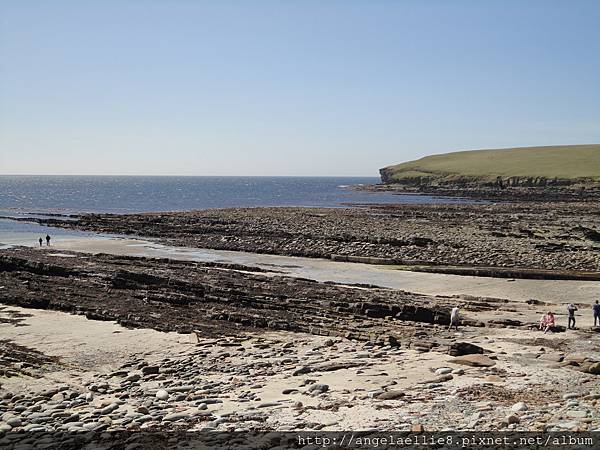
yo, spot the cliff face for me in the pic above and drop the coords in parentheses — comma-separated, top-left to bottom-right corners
(379, 168, 586, 188)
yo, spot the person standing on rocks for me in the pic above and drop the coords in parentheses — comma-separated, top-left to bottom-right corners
(449, 307, 460, 330)
(567, 303, 578, 329)
(46, 234, 51, 246)
(38, 237, 43, 247)
(593, 301, 600, 327)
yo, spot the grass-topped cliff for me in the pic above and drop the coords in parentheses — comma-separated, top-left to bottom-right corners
(380, 144, 600, 188)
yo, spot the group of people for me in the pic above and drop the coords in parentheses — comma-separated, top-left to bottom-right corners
(539, 301, 600, 333)
(38, 235, 51, 247)
(449, 302, 600, 333)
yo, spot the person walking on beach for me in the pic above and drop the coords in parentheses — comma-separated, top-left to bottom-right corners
(449, 307, 460, 330)
(593, 301, 600, 327)
(567, 303, 578, 329)
(45, 234, 51, 246)
(38, 237, 43, 247)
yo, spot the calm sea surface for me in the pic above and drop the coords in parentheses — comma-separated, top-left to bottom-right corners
(0, 176, 470, 215)
(0, 176, 475, 246)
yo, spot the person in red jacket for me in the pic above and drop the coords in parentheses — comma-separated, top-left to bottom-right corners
(539, 311, 555, 334)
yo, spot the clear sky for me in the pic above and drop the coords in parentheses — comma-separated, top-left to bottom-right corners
(1, 0, 599, 176)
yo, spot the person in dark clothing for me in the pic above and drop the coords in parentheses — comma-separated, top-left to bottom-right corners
(593, 301, 600, 327)
(567, 303, 578, 329)
(38, 237, 43, 247)
(45, 235, 51, 246)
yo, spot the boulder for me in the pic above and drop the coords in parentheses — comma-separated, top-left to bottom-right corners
(448, 342, 484, 356)
(377, 390, 405, 400)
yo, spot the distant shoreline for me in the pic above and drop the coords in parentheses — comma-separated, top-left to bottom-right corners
(355, 182, 600, 201)
(10, 201, 599, 280)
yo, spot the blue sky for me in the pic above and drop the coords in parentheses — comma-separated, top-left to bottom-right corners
(1, 0, 599, 176)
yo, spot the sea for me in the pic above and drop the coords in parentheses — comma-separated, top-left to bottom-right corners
(0, 175, 472, 246)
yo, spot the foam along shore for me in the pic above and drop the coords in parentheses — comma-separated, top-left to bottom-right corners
(28, 235, 600, 308)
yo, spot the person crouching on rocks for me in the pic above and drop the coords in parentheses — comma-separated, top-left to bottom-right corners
(540, 311, 555, 334)
(449, 307, 460, 330)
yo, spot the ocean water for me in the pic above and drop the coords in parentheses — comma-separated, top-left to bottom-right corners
(0, 175, 469, 215)
(0, 175, 475, 247)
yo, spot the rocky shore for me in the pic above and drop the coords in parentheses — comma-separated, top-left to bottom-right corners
(0, 247, 458, 340)
(1, 304, 599, 446)
(358, 182, 600, 202)
(0, 245, 600, 447)
(2, 201, 600, 446)
(22, 202, 600, 277)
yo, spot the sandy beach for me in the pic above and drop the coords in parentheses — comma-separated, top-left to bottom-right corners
(1, 303, 599, 439)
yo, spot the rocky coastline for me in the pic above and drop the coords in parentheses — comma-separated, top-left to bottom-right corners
(2, 200, 600, 445)
(16, 201, 600, 279)
(1, 248, 600, 445)
(358, 181, 600, 202)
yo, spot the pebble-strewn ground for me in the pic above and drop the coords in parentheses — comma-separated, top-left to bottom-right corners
(30, 203, 600, 274)
(1, 310, 599, 448)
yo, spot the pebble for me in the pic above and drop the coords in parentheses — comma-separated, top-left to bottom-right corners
(567, 410, 588, 419)
(63, 413, 80, 423)
(435, 368, 452, 375)
(162, 411, 191, 422)
(307, 383, 329, 394)
(511, 402, 528, 412)
(563, 393, 580, 400)
(142, 366, 160, 376)
(155, 390, 169, 400)
(5, 418, 22, 427)
(377, 390, 405, 400)
(506, 414, 520, 425)
(257, 402, 281, 408)
(99, 403, 119, 415)
(126, 373, 141, 382)
(50, 392, 64, 402)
